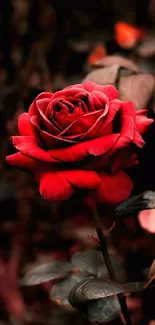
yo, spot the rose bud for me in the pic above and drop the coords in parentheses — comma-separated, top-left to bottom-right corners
(84, 55, 155, 111)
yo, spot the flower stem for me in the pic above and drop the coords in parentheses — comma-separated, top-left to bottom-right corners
(93, 208, 132, 325)
(144, 275, 155, 289)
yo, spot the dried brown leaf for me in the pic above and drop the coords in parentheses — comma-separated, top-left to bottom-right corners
(119, 74, 155, 110)
(92, 55, 140, 72)
(85, 66, 119, 85)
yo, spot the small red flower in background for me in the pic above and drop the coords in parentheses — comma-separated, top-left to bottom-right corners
(88, 43, 106, 65)
(6, 82, 153, 205)
(115, 22, 144, 49)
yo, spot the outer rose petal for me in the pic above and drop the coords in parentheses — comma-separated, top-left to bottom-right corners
(55, 82, 118, 101)
(97, 170, 133, 205)
(29, 92, 53, 116)
(37, 170, 100, 201)
(82, 82, 119, 100)
(6, 152, 38, 171)
(111, 149, 138, 173)
(18, 113, 33, 136)
(138, 209, 155, 233)
(133, 130, 145, 148)
(136, 113, 153, 135)
(11, 136, 58, 163)
(95, 84, 119, 101)
(114, 101, 136, 150)
(48, 133, 120, 162)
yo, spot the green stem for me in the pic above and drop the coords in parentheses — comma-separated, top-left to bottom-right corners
(93, 208, 132, 325)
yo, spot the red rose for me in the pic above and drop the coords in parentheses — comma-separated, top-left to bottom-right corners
(6, 82, 153, 205)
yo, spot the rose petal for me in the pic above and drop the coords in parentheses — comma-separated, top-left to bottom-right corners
(64, 99, 121, 142)
(38, 170, 100, 201)
(83, 151, 113, 170)
(74, 91, 98, 111)
(36, 98, 53, 114)
(111, 148, 138, 173)
(30, 115, 77, 148)
(97, 170, 133, 205)
(40, 129, 77, 148)
(136, 109, 148, 116)
(138, 209, 155, 233)
(96, 99, 122, 136)
(6, 152, 38, 171)
(11, 136, 58, 163)
(80, 106, 111, 141)
(97, 84, 119, 101)
(82, 82, 119, 100)
(51, 87, 87, 100)
(60, 109, 107, 138)
(49, 133, 120, 162)
(18, 113, 33, 136)
(133, 130, 145, 148)
(38, 108, 60, 135)
(29, 92, 53, 116)
(136, 113, 153, 135)
(58, 82, 119, 101)
(114, 101, 136, 150)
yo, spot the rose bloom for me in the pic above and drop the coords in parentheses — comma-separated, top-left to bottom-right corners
(6, 82, 153, 205)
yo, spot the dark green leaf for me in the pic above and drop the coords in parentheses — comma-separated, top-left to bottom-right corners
(50, 274, 88, 305)
(20, 261, 73, 286)
(69, 278, 143, 323)
(82, 296, 120, 323)
(116, 191, 155, 216)
(69, 278, 144, 307)
(71, 250, 126, 282)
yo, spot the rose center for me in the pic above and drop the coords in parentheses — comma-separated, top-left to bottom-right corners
(55, 99, 82, 115)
